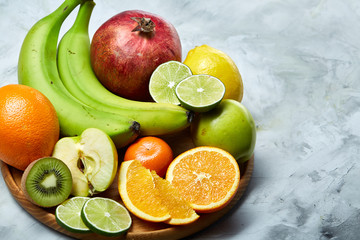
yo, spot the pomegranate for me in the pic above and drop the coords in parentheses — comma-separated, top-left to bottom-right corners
(90, 10, 182, 101)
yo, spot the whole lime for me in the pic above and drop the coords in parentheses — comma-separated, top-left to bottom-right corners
(191, 99, 256, 163)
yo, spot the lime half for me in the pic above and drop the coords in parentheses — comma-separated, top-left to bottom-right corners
(149, 61, 192, 105)
(175, 74, 225, 112)
(81, 197, 132, 236)
(55, 197, 91, 233)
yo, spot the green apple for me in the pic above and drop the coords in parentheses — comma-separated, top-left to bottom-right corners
(52, 128, 118, 196)
(191, 99, 256, 163)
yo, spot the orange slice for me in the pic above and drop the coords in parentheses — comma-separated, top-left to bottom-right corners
(151, 171, 199, 225)
(118, 160, 199, 225)
(119, 160, 170, 222)
(166, 146, 240, 213)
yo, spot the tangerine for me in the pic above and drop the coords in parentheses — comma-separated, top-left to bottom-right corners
(166, 146, 240, 213)
(124, 136, 173, 177)
(0, 84, 59, 170)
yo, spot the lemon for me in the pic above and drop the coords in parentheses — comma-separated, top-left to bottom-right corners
(183, 45, 243, 101)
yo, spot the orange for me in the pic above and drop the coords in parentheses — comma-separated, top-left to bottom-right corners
(124, 136, 173, 177)
(166, 146, 240, 213)
(119, 160, 170, 222)
(0, 84, 59, 171)
(118, 160, 199, 225)
(151, 171, 199, 225)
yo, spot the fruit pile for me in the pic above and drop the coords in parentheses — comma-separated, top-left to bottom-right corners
(0, 0, 256, 237)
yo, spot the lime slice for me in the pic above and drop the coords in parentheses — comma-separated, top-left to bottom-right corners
(175, 74, 225, 112)
(149, 61, 192, 105)
(81, 197, 132, 236)
(55, 197, 91, 233)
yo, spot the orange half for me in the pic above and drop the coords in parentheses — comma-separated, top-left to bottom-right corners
(151, 171, 199, 225)
(166, 146, 240, 213)
(118, 160, 199, 225)
(119, 160, 170, 222)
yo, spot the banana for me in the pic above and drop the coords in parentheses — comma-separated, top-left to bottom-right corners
(57, 0, 193, 136)
(17, 0, 140, 148)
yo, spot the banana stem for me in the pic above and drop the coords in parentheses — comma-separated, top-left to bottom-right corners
(72, 0, 95, 34)
(50, 0, 89, 25)
(19, 0, 93, 89)
(187, 111, 195, 124)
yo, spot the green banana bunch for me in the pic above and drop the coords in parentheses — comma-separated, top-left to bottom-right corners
(57, 0, 193, 136)
(17, 0, 140, 148)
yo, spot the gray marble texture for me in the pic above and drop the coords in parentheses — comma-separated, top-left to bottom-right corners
(1, 0, 360, 239)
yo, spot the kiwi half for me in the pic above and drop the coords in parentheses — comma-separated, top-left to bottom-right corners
(21, 157, 72, 208)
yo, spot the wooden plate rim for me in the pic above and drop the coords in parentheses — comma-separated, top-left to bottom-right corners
(1, 155, 254, 240)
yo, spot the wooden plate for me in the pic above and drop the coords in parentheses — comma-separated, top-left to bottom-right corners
(0, 130, 253, 240)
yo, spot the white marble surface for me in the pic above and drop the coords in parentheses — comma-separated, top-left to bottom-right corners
(1, 0, 360, 239)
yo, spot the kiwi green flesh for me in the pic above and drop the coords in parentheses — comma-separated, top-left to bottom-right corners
(21, 157, 72, 208)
